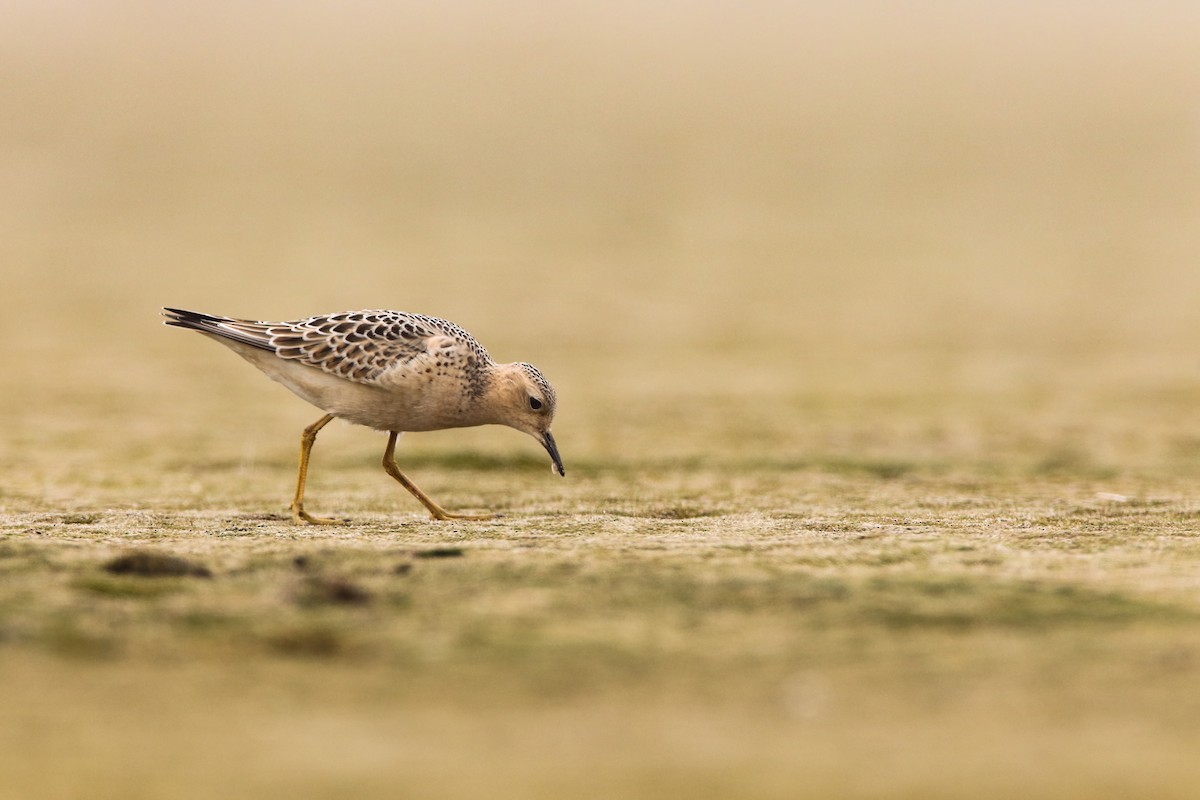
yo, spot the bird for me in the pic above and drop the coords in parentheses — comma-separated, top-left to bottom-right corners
(162, 307, 563, 523)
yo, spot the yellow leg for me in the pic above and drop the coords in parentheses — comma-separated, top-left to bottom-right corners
(382, 431, 496, 521)
(290, 413, 342, 525)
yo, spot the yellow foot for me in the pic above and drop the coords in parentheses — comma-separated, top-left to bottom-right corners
(429, 510, 501, 522)
(291, 507, 345, 525)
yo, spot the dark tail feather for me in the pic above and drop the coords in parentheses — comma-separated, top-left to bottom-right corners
(162, 307, 274, 352)
(162, 307, 226, 331)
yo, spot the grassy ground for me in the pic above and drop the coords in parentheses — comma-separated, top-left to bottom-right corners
(3, 2, 1200, 798)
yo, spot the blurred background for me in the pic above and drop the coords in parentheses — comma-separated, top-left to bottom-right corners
(4, 7, 1200, 795)
(2, 0, 1199, 495)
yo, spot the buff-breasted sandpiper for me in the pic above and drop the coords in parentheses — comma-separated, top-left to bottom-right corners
(163, 308, 563, 522)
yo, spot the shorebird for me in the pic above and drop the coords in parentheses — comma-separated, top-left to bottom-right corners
(163, 308, 563, 522)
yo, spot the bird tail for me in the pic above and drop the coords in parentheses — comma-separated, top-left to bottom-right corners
(162, 308, 274, 352)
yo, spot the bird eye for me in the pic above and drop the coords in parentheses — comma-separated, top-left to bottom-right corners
(529, 396, 543, 410)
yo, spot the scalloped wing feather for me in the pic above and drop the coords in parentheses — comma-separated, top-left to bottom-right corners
(215, 311, 491, 385)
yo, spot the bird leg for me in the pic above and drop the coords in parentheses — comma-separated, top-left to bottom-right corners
(382, 431, 496, 521)
(290, 413, 342, 525)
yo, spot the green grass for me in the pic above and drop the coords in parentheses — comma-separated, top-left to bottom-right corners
(6, 446, 1200, 798)
(4, 503, 1200, 799)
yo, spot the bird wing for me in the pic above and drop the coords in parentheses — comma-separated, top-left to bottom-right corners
(165, 308, 489, 385)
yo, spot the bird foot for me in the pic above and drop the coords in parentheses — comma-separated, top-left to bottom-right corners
(291, 507, 346, 525)
(429, 510, 502, 522)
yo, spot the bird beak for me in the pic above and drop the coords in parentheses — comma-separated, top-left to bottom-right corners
(541, 430, 565, 477)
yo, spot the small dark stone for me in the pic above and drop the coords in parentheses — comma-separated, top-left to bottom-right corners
(299, 576, 372, 605)
(103, 550, 212, 578)
(293, 555, 311, 571)
(393, 563, 413, 575)
(413, 547, 465, 559)
(62, 513, 102, 525)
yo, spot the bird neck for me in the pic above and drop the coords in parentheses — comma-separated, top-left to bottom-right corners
(474, 364, 525, 425)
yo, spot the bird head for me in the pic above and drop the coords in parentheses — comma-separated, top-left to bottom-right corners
(491, 362, 564, 476)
